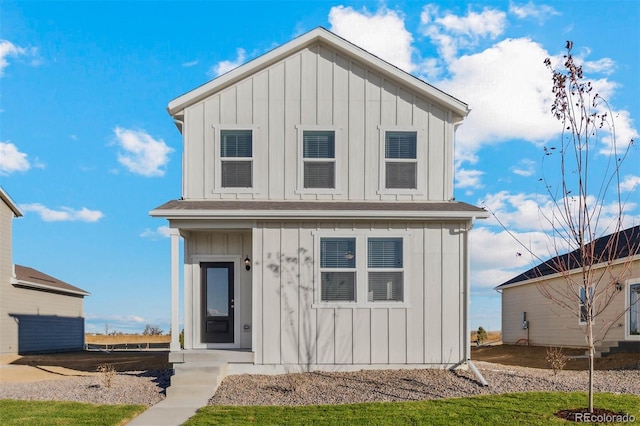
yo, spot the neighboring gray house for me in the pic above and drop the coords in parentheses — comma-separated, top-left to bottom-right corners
(0, 187, 89, 354)
(496, 225, 640, 352)
(151, 27, 488, 373)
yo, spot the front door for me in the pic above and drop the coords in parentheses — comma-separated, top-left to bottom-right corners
(201, 262, 234, 343)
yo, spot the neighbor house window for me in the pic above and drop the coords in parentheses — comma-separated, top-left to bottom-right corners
(220, 130, 252, 188)
(367, 238, 403, 302)
(320, 237, 356, 302)
(385, 131, 417, 189)
(579, 287, 593, 324)
(303, 131, 335, 189)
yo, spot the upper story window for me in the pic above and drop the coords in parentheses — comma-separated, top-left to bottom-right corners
(303, 130, 335, 189)
(367, 238, 404, 302)
(320, 237, 356, 302)
(385, 131, 417, 189)
(220, 130, 252, 188)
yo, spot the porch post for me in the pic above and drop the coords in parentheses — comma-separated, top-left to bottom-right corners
(170, 228, 181, 352)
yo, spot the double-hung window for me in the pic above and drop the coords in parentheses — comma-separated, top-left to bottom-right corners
(385, 131, 417, 189)
(320, 238, 356, 302)
(220, 130, 252, 188)
(303, 131, 335, 189)
(367, 238, 404, 302)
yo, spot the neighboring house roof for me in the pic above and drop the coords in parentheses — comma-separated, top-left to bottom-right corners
(167, 27, 469, 121)
(0, 187, 22, 217)
(496, 225, 640, 290)
(12, 265, 90, 297)
(150, 200, 489, 221)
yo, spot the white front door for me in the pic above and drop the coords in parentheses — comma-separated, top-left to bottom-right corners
(629, 283, 640, 339)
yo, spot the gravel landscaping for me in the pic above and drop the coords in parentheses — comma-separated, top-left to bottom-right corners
(1, 362, 638, 407)
(209, 362, 640, 406)
(0, 370, 171, 406)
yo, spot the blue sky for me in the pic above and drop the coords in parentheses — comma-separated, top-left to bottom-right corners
(1, 1, 638, 333)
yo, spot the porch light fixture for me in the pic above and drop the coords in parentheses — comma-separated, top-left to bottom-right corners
(244, 256, 251, 271)
(615, 282, 623, 291)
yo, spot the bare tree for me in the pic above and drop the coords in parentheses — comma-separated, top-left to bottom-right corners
(495, 41, 638, 414)
(143, 324, 164, 336)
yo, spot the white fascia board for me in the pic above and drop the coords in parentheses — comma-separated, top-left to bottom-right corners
(150, 208, 488, 221)
(167, 28, 468, 118)
(494, 254, 640, 291)
(0, 186, 22, 217)
(11, 278, 91, 297)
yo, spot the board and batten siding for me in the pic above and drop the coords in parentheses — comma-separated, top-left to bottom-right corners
(0, 199, 16, 353)
(252, 221, 467, 366)
(501, 260, 639, 347)
(182, 42, 454, 202)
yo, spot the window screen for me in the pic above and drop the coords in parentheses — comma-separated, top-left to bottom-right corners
(385, 131, 417, 189)
(303, 131, 335, 189)
(320, 238, 355, 302)
(220, 130, 252, 188)
(368, 238, 403, 302)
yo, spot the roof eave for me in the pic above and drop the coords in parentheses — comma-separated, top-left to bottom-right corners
(150, 208, 489, 221)
(11, 278, 90, 297)
(0, 187, 22, 217)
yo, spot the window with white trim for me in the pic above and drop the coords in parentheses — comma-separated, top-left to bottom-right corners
(385, 131, 417, 189)
(320, 237, 356, 302)
(303, 130, 335, 189)
(367, 238, 404, 302)
(220, 130, 252, 188)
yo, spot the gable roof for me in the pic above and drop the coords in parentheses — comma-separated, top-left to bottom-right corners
(496, 225, 640, 290)
(13, 265, 90, 297)
(168, 27, 468, 121)
(0, 187, 22, 217)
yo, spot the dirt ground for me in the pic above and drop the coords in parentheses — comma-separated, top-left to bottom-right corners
(471, 345, 640, 370)
(85, 334, 171, 345)
(8, 351, 171, 372)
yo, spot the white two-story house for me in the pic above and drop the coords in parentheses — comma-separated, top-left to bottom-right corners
(151, 27, 488, 372)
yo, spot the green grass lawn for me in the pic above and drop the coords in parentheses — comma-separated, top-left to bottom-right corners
(184, 392, 640, 425)
(0, 400, 146, 426)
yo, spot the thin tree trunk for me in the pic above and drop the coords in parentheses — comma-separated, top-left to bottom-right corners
(587, 319, 594, 413)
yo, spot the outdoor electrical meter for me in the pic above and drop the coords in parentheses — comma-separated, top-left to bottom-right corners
(521, 312, 528, 329)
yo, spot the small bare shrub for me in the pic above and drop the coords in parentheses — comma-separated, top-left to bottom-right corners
(545, 347, 567, 375)
(97, 363, 116, 388)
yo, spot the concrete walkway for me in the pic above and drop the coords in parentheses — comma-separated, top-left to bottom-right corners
(127, 361, 228, 426)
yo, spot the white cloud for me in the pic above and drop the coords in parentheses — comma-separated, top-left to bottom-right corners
(510, 159, 536, 177)
(420, 5, 507, 63)
(0, 141, 30, 174)
(437, 38, 558, 158)
(0, 40, 39, 77)
(329, 5, 416, 73)
(456, 168, 484, 189)
(140, 226, 171, 239)
(209, 48, 246, 78)
(20, 203, 104, 222)
(583, 57, 616, 75)
(113, 127, 173, 177)
(508, 2, 559, 22)
(182, 60, 199, 68)
(620, 175, 640, 193)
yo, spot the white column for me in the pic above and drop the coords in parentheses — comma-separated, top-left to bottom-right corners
(170, 228, 181, 352)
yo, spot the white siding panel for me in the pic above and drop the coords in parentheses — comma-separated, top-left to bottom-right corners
(428, 105, 446, 201)
(317, 46, 333, 125)
(261, 225, 282, 363)
(370, 308, 389, 363)
(254, 226, 264, 363)
(284, 55, 301, 201)
(268, 64, 286, 199)
(316, 308, 335, 364)
(253, 71, 269, 199)
(353, 308, 371, 363)
(381, 80, 397, 126)
(298, 224, 317, 364)
(237, 79, 253, 123)
(335, 308, 353, 364)
(348, 62, 366, 200)
(300, 47, 317, 125)
(280, 224, 300, 364)
(397, 88, 413, 126)
(364, 72, 381, 200)
(424, 224, 443, 363)
(388, 308, 407, 363)
(441, 224, 461, 363)
(220, 86, 237, 124)
(407, 222, 425, 363)
(185, 102, 205, 198)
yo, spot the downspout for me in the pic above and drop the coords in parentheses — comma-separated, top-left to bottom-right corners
(463, 216, 488, 386)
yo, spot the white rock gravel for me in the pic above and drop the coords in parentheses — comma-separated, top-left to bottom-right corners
(1, 363, 638, 407)
(0, 370, 171, 406)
